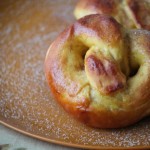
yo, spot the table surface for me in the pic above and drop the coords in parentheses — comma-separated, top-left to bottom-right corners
(0, 124, 78, 150)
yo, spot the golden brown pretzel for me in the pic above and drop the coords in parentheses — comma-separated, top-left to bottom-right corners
(45, 14, 150, 128)
(74, 0, 150, 30)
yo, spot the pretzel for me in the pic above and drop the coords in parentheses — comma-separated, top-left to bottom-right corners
(45, 14, 150, 128)
(74, 0, 150, 30)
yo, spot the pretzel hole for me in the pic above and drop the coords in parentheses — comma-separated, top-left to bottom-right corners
(74, 50, 89, 71)
(79, 46, 89, 70)
(81, 50, 87, 60)
(129, 64, 140, 77)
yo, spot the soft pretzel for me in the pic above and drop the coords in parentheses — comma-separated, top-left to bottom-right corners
(45, 14, 150, 128)
(74, 0, 150, 30)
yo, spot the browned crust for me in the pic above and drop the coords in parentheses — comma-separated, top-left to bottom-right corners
(45, 14, 123, 96)
(75, 0, 150, 30)
(45, 68, 150, 128)
(85, 55, 126, 94)
(45, 14, 150, 128)
(75, 14, 122, 43)
(126, 0, 150, 30)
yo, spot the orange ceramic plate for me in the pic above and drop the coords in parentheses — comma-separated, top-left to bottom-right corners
(0, 0, 150, 149)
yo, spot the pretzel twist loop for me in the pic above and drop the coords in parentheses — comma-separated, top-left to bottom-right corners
(45, 15, 150, 128)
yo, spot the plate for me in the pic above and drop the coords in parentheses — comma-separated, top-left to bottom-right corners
(0, 0, 150, 149)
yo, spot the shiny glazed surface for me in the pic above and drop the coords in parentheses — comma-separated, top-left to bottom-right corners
(74, 0, 150, 30)
(45, 14, 150, 128)
(0, 0, 150, 149)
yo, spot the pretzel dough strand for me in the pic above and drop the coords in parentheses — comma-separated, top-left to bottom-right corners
(45, 14, 150, 128)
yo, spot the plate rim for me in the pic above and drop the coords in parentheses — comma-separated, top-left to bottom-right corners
(0, 120, 150, 150)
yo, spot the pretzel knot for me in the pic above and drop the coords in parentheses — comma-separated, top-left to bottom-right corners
(45, 14, 150, 128)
